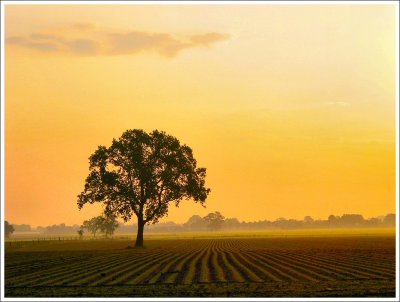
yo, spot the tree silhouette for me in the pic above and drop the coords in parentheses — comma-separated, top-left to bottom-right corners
(99, 215, 119, 238)
(184, 215, 206, 231)
(82, 216, 103, 238)
(78, 129, 210, 247)
(340, 214, 365, 226)
(5, 221, 15, 239)
(77, 228, 84, 239)
(303, 216, 314, 224)
(204, 211, 225, 231)
(224, 217, 241, 229)
(383, 213, 395, 226)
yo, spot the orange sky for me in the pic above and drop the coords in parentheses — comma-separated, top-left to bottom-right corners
(3, 4, 397, 227)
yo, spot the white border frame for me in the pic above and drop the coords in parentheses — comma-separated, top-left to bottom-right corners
(1, 1, 398, 301)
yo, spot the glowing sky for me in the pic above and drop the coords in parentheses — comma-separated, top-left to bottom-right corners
(4, 4, 397, 227)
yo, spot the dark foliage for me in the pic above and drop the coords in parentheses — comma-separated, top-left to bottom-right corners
(77, 129, 210, 246)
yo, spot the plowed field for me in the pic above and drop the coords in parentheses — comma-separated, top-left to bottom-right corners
(4, 233, 396, 297)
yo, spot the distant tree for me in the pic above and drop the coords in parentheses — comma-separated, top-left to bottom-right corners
(99, 215, 119, 238)
(13, 224, 32, 232)
(203, 211, 225, 231)
(36, 226, 45, 233)
(78, 129, 210, 247)
(44, 223, 79, 234)
(367, 217, 381, 227)
(184, 215, 206, 231)
(82, 216, 103, 238)
(303, 216, 314, 224)
(383, 213, 395, 226)
(5, 221, 15, 239)
(147, 221, 182, 233)
(339, 214, 365, 227)
(327, 215, 341, 227)
(225, 218, 241, 229)
(328, 215, 336, 223)
(274, 217, 287, 229)
(77, 228, 84, 239)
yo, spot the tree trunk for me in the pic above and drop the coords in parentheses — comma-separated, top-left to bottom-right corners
(135, 218, 145, 247)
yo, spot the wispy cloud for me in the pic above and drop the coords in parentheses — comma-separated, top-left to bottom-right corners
(7, 34, 100, 55)
(6, 23, 230, 58)
(107, 32, 189, 57)
(190, 33, 229, 47)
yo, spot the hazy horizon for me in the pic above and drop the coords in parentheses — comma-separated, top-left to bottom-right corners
(6, 212, 396, 229)
(4, 4, 396, 227)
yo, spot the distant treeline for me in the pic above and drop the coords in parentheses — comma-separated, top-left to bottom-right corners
(11, 223, 82, 234)
(8, 213, 396, 235)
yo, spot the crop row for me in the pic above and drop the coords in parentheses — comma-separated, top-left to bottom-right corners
(5, 238, 395, 287)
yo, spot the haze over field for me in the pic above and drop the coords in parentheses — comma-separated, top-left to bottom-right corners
(4, 4, 396, 227)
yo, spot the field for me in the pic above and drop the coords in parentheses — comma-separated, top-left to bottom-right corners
(4, 229, 396, 297)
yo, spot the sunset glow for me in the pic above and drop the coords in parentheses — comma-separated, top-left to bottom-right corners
(4, 4, 396, 227)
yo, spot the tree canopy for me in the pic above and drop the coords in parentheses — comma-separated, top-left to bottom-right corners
(81, 215, 119, 238)
(203, 211, 225, 231)
(78, 129, 210, 246)
(77, 228, 84, 239)
(82, 216, 103, 238)
(5, 221, 15, 239)
(99, 215, 119, 238)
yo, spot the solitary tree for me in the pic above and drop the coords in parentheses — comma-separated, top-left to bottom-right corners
(203, 211, 225, 231)
(5, 221, 15, 239)
(78, 129, 210, 247)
